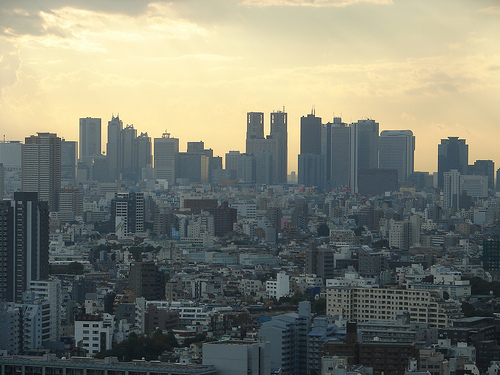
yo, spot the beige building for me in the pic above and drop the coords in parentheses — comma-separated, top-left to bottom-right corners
(326, 286, 462, 328)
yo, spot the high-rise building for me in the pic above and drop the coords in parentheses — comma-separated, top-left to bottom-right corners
(0, 164, 3, 201)
(437, 137, 468, 188)
(379, 130, 415, 181)
(468, 159, 494, 190)
(443, 169, 461, 212)
(22, 133, 61, 211)
(106, 115, 123, 182)
(269, 110, 288, 184)
(29, 280, 62, 342)
(0, 141, 22, 197)
(61, 140, 78, 187)
(329, 118, 350, 188)
(154, 131, 179, 186)
(0, 192, 49, 303)
(349, 119, 379, 193)
(246, 112, 264, 142)
(58, 186, 84, 223)
(120, 124, 138, 180)
(300, 111, 322, 155)
(136, 132, 152, 179)
(298, 111, 323, 187)
(111, 191, 145, 238)
(79, 117, 101, 166)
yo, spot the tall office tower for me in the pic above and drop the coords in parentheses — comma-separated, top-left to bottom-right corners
(22, 133, 61, 211)
(329, 118, 350, 188)
(468, 160, 494, 190)
(437, 137, 468, 188)
(154, 131, 179, 186)
(61, 139, 78, 187)
(300, 111, 322, 155)
(379, 130, 415, 182)
(225, 150, 240, 178)
(269, 110, 288, 184)
(120, 124, 138, 179)
(111, 192, 145, 238)
(0, 192, 49, 303)
(136, 132, 152, 179)
(349, 119, 379, 193)
(246, 112, 264, 143)
(298, 111, 323, 187)
(107, 115, 123, 182)
(79, 117, 101, 166)
(443, 169, 461, 212)
(0, 141, 23, 197)
(0, 164, 3, 200)
(254, 141, 278, 185)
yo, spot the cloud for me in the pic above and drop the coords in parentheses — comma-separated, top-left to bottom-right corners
(144, 54, 236, 62)
(478, 6, 500, 15)
(240, 0, 392, 7)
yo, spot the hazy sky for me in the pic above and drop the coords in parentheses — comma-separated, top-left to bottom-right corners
(1, 0, 500, 173)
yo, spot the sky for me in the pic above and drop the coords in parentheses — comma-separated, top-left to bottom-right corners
(1, 0, 500, 174)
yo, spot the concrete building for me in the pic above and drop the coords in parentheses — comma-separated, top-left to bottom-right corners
(0, 355, 216, 375)
(28, 280, 62, 342)
(349, 119, 379, 193)
(106, 115, 123, 182)
(61, 139, 78, 187)
(79, 117, 101, 167)
(0, 141, 22, 197)
(379, 130, 415, 182)
(266, 271, 290, 300)
(75, 313, 115, 356)
(437, 136, 468, 188)
(258, 301, 312, 375)
(328, 117, 350, 188)
(326, 286, 462, 328)
(154, 131, 179, 186)
(299, 111, 323, 187)
(22, 133, 61, 211)
(0, 192, 49, 303)
(203, 340, 271, 375)
(111, 191, 145, 238)
(443, 169, 461, 211)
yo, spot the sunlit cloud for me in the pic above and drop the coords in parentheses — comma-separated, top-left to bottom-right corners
(241, 0, 392, 7)
(478, 6, 500, 15)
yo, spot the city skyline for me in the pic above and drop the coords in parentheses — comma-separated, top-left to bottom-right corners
(1, 0, 500, 173)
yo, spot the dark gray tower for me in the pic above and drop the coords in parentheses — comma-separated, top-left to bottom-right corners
(349, 119, 379, 193)
(298, 111, 323, 187)
(0, 192, 49, 303)
(437, 137, 468, 188)
(107, 115, 123, 182)
(329, 118, 350, 188)
(270, 110, 288, 184)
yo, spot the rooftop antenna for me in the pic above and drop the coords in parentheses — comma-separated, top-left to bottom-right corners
(311, 106, 315, 116)
(283, 106, 285, 113)
(162, 129, 170, 138)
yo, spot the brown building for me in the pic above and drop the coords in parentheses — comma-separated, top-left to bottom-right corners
(324, 322, 418, 375)
(145, 305, 179, 333)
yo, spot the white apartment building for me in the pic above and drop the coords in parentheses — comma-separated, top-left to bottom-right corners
(266, 272, 290, 300)
(75, 314, 115, 355)
(326, 286, 462, 328)
(29, 280, 62, 342)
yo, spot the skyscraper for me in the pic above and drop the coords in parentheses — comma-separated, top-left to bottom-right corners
(0, 141, 22, 197)
(0, 192, 49, 303)
(329, 118, 350, 188)
(22, 133, 61, 211)
(468, 159, 494, 190)
(136, 132, 152, 179)
(246, 112, 264, 143)
(61, 139, 78, 187)
(79, 117, 101, 166)
(298, 111, 323, 187)
(270, 110, 288, 184)
(300, 112, 322, 155)
(154, 131, 179, 186)
(246, 111, 281, 185)
(106, 115, 123, 182)
(379, 130, 415, 181)
(437, 137, 468, 188)
(443, 169, 461, 212)
(349, 119, 379, 193)
(120, 124, 138, 180)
